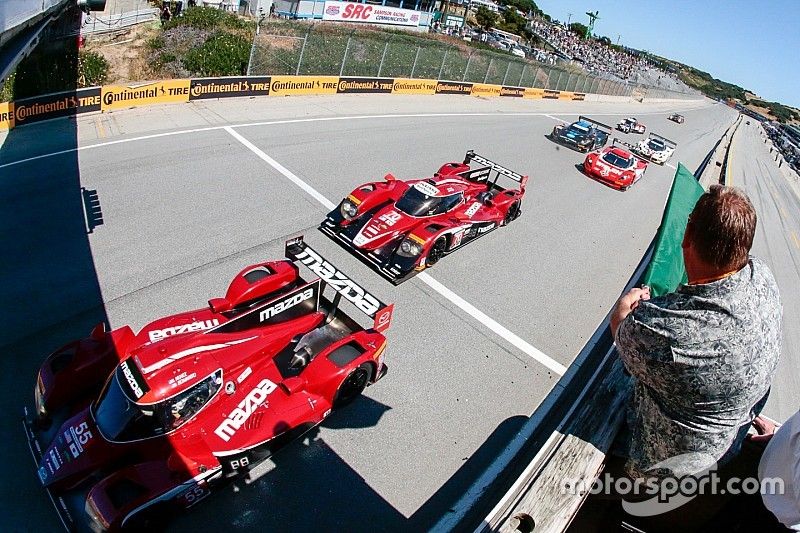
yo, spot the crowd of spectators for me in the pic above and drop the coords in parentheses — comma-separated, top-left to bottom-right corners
(529, 18, 673, 83)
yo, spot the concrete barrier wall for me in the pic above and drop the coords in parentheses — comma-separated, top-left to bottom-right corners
(0, 75, 699, 132)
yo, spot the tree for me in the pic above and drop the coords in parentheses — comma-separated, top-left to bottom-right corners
(475, 6, 498, 31)
(568, 22, 588, 38)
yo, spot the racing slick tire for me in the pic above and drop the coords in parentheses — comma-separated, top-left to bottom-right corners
(502, 201, 521, 226)
(333, 363, 371, 408)
(426, 237, 448, 267)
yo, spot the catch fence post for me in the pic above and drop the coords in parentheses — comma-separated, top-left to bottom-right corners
(296, 26, 311, 76)
(462, 51, 474, 81)
(378, 36, 391, 77)
(340, 34, 353, 76)
(410, 46, 421, 78)
(483, 57, 493, 84)
(438, 47, 449, 80)
(518, 64, 526, 87)
(502, 61, 511, 86)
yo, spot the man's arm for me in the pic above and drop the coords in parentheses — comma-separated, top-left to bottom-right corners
(610, 286, 650, 341)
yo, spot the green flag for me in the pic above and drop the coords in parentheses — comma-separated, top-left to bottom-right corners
(641, 163, 705, 296)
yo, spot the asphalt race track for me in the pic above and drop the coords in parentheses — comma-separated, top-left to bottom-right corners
(0, 95, 749, 531)
(729, 121, 800, 422)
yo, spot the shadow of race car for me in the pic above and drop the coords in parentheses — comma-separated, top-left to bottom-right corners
(23, 236, 393, 531)
(320, 151, 528, 284)
(550, 116, 612, 152)
(582, 139, 648, 191)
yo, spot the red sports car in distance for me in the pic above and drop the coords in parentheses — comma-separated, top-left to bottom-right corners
(583, 139, 648, 191)
(320, 151, 528, 284)
(24, 236, 393, 531)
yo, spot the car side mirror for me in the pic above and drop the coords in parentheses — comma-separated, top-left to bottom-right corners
(482, 196, 494, 207)
(209, 298, 232, 313)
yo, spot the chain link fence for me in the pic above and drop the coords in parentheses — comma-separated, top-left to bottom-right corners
(247, 22, 698, 100)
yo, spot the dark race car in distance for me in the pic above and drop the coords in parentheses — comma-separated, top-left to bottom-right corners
(583, 138, 648, 191)
(550, 116, 612, 152)
(320, 151, 527, 284)
(668, 113, 685, 124)
(23, 236, 393, 532)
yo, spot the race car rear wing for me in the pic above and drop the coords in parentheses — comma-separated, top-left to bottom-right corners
(285, 236, 393, 333)
(646, 133, 677, 148)
(578, 116, 613, 133)
(461, 150, 529, 192)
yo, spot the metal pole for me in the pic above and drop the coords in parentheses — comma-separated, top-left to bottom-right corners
(518, 64, 526, 87)
(340, 35, 352, 76)
(554, 69, 563, 90)
(438, 47, 449, 80)
(502, 61, 511, 86)
(410, 46, 421, 78)
(463, 51, 473, 81)
(378, 38, 390, 77)
(483, 57, 493, 84)
(296, 27, 311, 76)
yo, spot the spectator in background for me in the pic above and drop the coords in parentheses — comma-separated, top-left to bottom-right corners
(751, 413, 800, 529)
(160, 2, 172, 25)
(610, 185, 782, 480)
(188, 0, 196, 7)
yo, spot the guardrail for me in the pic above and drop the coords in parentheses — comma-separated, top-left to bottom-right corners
(80, 8, 158, 35)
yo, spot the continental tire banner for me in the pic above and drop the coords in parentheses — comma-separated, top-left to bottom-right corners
(500, 86, 525, 97)
(471, 84, 501, 97)
(0, 75, 619, 131)
(337, 77, 394, 93)
(435, 81, 473, 95)
(392, 78, 436, 95)
(269, 76, 338, 96)
(102, 80, 190, 111)
(12, 87, 101, 127)
(0, 102, 14, 130)
(190, 77, 271, 100)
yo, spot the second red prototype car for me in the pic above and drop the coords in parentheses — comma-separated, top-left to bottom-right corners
(320, 151, 528, 284)
(24, 236, 393, 531)
(582, 139, 648, 191)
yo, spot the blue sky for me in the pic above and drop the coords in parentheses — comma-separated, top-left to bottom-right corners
(534, 0, 800, 108)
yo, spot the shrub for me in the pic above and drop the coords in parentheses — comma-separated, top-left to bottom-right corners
(182, 31, 250, 77)
(165, 6, 252, 32)
(78, 50, 109, 87)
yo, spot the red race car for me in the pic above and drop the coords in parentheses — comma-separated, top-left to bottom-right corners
(582, 139, 648, 191)
(23, 236, 393, 532)
(320, 151, 528, 284)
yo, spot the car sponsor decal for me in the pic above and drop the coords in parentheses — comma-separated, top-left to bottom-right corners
(414, 181, 440, 196)
(258, 282, 319, 324)
(148, 319, 220, 342)
(119, 359, 150, 399)
(286, 238, 383, 317)
(214, 378, 278, 442)
(140, 337, 257, 375)
(372, 304, 394, 333)
(465, 201, 481, 218)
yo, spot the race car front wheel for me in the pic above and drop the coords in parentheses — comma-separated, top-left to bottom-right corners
(426, 237, 447, 266)
(333, 363, 371, 408)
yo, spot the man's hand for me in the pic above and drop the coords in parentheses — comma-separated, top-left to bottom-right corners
(611, 286, 651, 340)
(748, 415, 778, 444)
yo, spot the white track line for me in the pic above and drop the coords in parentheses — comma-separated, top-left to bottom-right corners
(0, 106, 710, 170)
(222, 126, 567, 376)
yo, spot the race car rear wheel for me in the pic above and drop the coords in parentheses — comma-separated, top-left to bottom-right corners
(333, 363, 371, 408)
(503, 201, 521, 226)
(426, 237, 447, 267)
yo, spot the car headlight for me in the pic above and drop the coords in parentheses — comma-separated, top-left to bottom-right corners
(85, 495, 110, 532)
(340, 199, 358, 220)
(397, 238, 423, 257)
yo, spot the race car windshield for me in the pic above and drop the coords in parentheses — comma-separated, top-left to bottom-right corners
(602, 152, 631, 168)
(568, 124, 590, 135)
(93, 368, 222, 442)
(395, 188, 462, 217)
(649, 140, 666, 150)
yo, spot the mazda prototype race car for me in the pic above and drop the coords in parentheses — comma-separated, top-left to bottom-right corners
(627, 133, 677, 165)
(616, 117, 646, 134)
(320, 151, 527, 284)
(550, 116, 612, 152)
(23, 236, 393, 531)
(583, 139, 648, 191)
(668, 113, 685, 124)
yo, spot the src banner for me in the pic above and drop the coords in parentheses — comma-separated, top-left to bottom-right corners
(322, 1, 421, 27)
(190, 77, 271, 100)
